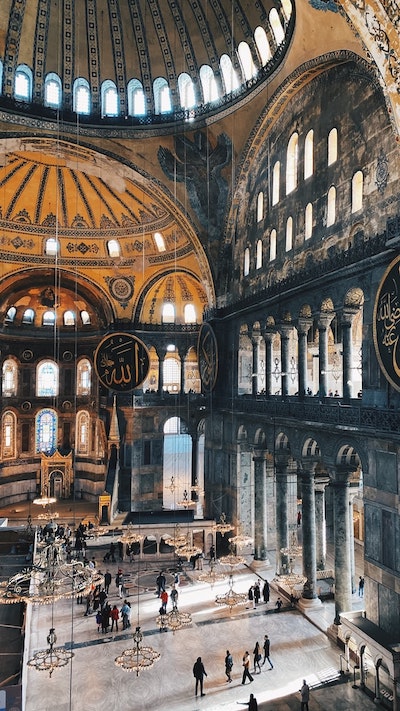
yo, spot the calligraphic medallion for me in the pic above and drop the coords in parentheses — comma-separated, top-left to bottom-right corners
(197, 323, 218, 392)
(94, 333, 150, 392)
(373, 255, 400, 392)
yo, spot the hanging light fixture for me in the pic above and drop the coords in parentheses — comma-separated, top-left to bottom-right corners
(156, 606, 192, 634)
(176, 489, 196, 508)
(166, 524, 187, 549)
(27, 627, 74, 677)
(198, 559, 226, 587)
(190, 477, 203, 496)
(165, 475, 177, 494)
(115, 626, 160, 675)
(175, 540, 202, 560)
(117, 525, 144, 546)
(212, 513, 233, 534)
(215, 574, 247, 612)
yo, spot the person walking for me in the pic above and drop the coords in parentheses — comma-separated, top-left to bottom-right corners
(160, 589, 168, 611)
(170, 585, 178, 609)
(110, 604, 119, 632)
(262, 580, 270, 604)
(247, 585, 255, 609)
(358, 575, 365, 597)
(300, 679, 310, 710)
(253, 581, 260, 606)
(245, 693, 258, 710)
(193, 656, 207, 696)
(104, 569, 112, 594)
(156, 571, 166, 597)
(225, 649, 233, 682)
(241, 651, 254, 684)
(253, 641, 261, 673)
(262, 634, 273, 668)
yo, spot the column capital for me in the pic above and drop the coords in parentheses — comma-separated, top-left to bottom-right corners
(317, 311, 335, 330)
(297, 317, 313, 336)
(299, 458, 319, 477)
(278, 323, 293, 339)
(328, 464, 358, 484)
(341, 306, 359, 327)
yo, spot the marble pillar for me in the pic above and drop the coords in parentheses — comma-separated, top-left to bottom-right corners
(331, 467, 353, 624)
(280, 325, 292, 397)
(297, 318, 312, 399)
(252, 335, 261, 396)
(263, 331, 274, 397)
(299, 461, 321, 608)
(315, 476, 330, 570)
(275, 456, 289, 575)
(341, 308, 358, 400)
(253, 451, 269, 561)
(318, 312, 334, 398)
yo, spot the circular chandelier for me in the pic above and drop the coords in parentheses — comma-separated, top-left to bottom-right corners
(212, 513, 233, 534)
(156, 606, 192, 633)
(176, 541, 202, 560)
(115, 626, 160, 675)
(190, 477, 203, 496)
(27, 628, 74, 677)
(276, 573, 306, 591)
(37, 510, 59, 522)
(215, 575, 247, 612)
(198, 560, 226, 587)
(177, 489, 196, 508)
(32, 495, 57, 507)
(166, 525, 187, 549)
(118, 525, 144, 545)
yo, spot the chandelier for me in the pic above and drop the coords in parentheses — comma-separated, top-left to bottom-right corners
(27, 627, 74, 677)
(280, 531, 302, 559)
(37, 510, 59, 522)
(190, 477, 203, 496)
(165, 475, 177, 494)
(212, 513, 233, 534)
(118, 525, 144, 545)
(219, 541, 246, 568)
(166, 525, 187, 549)
(215, 574, 247, 612)
(177, 489, 196, 508)
(276, 572, 307, 591)
(228, 524, 253, 548)
(156, 606, 192, 633)
(32, 494, 57, 507)
(175, 541, 202, 560)
(198, 559, 226, 587)
(115, 626, 160, 675)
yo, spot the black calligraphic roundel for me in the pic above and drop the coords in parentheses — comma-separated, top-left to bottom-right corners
(197, 322, 218, 392)
(94, 333, 150, 392)
(373, 255, 400, 392)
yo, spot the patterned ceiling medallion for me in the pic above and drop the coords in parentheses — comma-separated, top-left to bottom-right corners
(62, 351, 73, 361)
(107, 277, 134, 305)
(22, 350, 33, 361)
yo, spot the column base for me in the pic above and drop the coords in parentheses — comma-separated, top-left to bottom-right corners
(297, 595, 322, 612)
(252, 558, 271, 569)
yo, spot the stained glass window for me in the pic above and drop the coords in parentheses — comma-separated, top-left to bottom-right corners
(36, 409, 57, 453)
(37, 361, 59, 396)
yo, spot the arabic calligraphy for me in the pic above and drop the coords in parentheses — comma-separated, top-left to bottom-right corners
(94, 333, 150, 392)
(373, 258, 400, 391)
(197, 323, 218, 392)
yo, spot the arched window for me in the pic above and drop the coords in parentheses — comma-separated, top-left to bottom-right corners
(244, 247, 250, 276)
(269, 8, 285, 45)
(328, 128, 338, 166)
(237, 42, 256, 82)
(73, 78, 91, 115)
(15, 64, 32, 101)
(5, 306, 16, 323)
(200, 65, 218, 103)
(107, 239, 120, 258)
(77, 359, 91, 396)
(102, 80, 119, 117)
(36, 361, 59, 397)
(178, 73, 196, 109)
(44, 73, 62, 108)
(163, 416, 192, 508)
(127, 79, 146, 116)
(36, 409, 57, 453)
(281, 0, 293, 21)
(22, 308, 35, 324)
(80, 310, 91, 325)
(63, 310, 75, 326)
(286, 216, 293, 251)
(304, 130, 314, 179)
(76, 411, 90, 455)
(220, 54, 240, 94)
(286, 132, 298, 194)
(42, 311, 55, 326)
(2, 359, 18, 397)
(162, 303, 175, 324)
(153, 77, 172, 114)
(270, 229, 277, 261)
(154, 232, 166, 252)
(256, 239, 263, 269)
(163, 356, 181, 392)
(257, 192, 264, 223)
(305, 203, 313, 240)
(45, 237, 59, 256)
(272, 161, 280, 205)
(2, 411, 16, 459)
(184, 304, 196, 323)
(327, 186, 336, 226)
(254, 26, 272, 66)
(352, 171, 363, 213)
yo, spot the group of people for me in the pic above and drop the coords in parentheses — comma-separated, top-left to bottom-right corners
(247, 579, 270, 608)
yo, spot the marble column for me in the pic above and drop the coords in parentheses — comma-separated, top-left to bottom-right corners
(275, 455, 289, 575)
(253, 450, 269, 561)
(315, 476, 330, 571)
(299, 460, 321, 608)
(331, 466, 354, 624)
(297, 318, 312, 399)
(252, 334, 261, 396)
(280, 325, 292, 397)
(318, 312, 334, 398)
(179, 349, 185, 393)
(349, 483, 359, 594)
(263, 330, 274, 396)
(157, 347, 165, 396)
(341, 308, 358, 400)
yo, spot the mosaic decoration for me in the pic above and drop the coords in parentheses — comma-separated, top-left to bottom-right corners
(106, 276, 134, 307)
(373, 255, 400, 392)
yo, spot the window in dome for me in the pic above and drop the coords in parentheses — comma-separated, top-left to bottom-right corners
(270, 229, 277, 261)
(281, 0, 293, 21)
(327, 186, 336, 226)
(154, 77, 172, 114)
(272, 161, 280, 205)
(200, 65, 219, 103)
(184, 304, 196, 323)
(178, 73, 196, 110)
(77, 411, 89, 454)
(81, 310, 91, 325)
(2, 359, 17, 397)
(304, 130, 314, 179)
(238, 42, 256, 82)
(107, 239, 120, 258)
(2, 411, 16, 458)
(44, 73, 62, 108)
(352, 171, 363, 213)
(22, 308, 35, 324)
(269, 9, 285, 45)
(5, 306, 16, 323)
(36, 409, 57, 453)
(42, 311, 55, 326)
(77, 359, 91, 396)
(244, 247, 250, 276)
(64, 311, 75, 326)
(254, 27, 272, 66)
(256, 239, 263, 269)
(305, 202, 313, 240)
(45, 237, 59, 256)
(37, 361, 59, 397)
(154, 232, 166, 252)
(220, 54, 240, 94)
(128, 79, 146, 116)
(102, 81, 119, 117)
(167, 344, 176, 352)
(162, 303, 175, 323)
(257, 192, 264, 223)
(15, 65, 32, 101)
(73, 78, 91, 115)
(286, 132, 298, 194)
(286, 216, 293, 251)
(328, 128, 338, 166)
